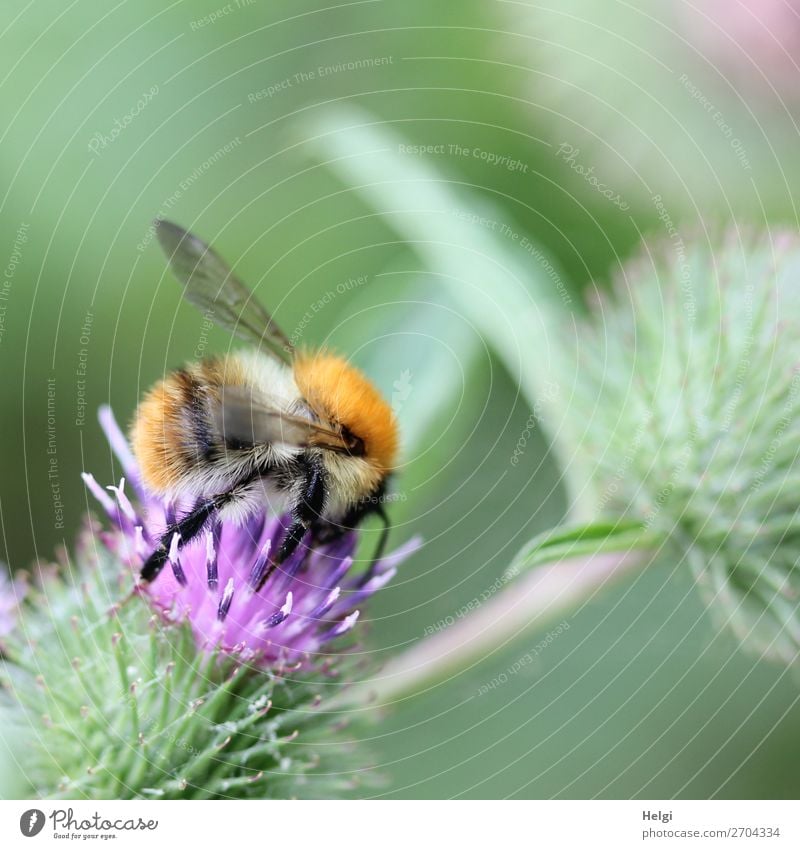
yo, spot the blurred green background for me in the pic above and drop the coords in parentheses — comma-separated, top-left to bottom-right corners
(2, 0, 799, 798)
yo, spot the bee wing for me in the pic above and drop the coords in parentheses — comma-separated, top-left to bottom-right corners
(154, 219, 294, 364)
(215, 386, 356, 454)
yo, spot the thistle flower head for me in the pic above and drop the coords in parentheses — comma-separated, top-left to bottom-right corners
(548, 230, 800, 663)
(0, 407, 420, 799)
(83, 406, 419, 670)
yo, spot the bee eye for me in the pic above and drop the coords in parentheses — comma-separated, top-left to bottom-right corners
(341, 426, 365, 456)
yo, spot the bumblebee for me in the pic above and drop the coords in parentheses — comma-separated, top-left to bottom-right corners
(132, 220, 398, 589)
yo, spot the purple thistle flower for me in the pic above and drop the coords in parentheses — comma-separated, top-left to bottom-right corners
(681, 0, 800, 92)
(0, 566, 27, 650)
(84, 406, 421, 669)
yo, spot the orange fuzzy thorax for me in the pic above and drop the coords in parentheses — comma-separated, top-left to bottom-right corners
(293, 351, 399, 473)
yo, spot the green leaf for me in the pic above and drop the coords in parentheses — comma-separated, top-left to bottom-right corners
(305, 107, 587, 510)
(505, 518, 664, 580)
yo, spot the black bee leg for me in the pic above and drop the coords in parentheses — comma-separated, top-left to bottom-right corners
(314, 500, 391, 580)
(139, 496, 222, 585)
(254, 460, 326, 592)
(140, 468, 268, 585)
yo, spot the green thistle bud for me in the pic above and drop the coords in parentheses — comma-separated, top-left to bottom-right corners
(546, 231, 800, 663)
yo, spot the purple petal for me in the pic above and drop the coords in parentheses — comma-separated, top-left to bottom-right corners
(349, 567, 397, 608)
(82, 473, 116, 514)
(217, 578, 235, 621)
(248, 540, 272, 589)
(266, 591, 293, 627)
(106, 478, 137, 523)
(98, 405, 140, 484)
(373, 535, 423, 572)
(309, 586, 341, 620)
(323, 610, 360, 641)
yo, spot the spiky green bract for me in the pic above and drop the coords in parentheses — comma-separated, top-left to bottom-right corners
(544, 231, 800, 664)
(0, 525, 368, 800)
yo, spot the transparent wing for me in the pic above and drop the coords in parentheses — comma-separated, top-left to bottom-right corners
(215, 386, 360, 455)
(154, 219, 293, 363)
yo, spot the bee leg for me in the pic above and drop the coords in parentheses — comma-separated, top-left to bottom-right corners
(139, 496, 222, 585)
(310, 518, 348, 545)
(313, 503, 391, 580)
(253, 460, 326, 591)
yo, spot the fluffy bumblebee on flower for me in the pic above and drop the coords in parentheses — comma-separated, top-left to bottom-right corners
(0, 222, 421, 799)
